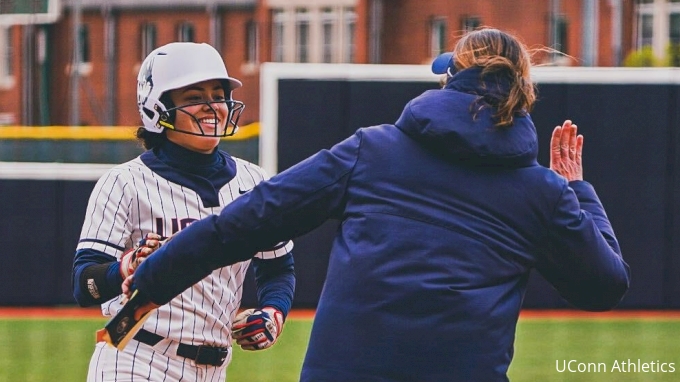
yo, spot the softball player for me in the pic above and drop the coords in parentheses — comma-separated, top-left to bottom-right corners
(71, 42, 295, 382)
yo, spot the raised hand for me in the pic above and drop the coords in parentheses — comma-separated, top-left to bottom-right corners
(550, 120, 584, 182)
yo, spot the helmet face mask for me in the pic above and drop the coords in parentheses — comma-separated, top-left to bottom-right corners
(162, 98, 245, 137)
(137, 42, 244, 136)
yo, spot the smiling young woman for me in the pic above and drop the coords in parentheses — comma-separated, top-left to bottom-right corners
(71, 42, 295, 382)
(165, 79, 229, 153)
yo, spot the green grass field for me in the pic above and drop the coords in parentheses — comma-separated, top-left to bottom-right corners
(0, 314, 678, 381)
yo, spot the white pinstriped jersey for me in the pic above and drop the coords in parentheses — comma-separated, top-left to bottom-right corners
(77, 154, 293, 363)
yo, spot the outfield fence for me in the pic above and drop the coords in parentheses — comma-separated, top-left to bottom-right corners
(1, 65, 679, 310)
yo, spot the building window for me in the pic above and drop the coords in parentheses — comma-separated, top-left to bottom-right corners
(342, 7, 356, 63)
(671, 8, 680, 66)
(321, 7, 336, 63)
(430, 17, 447, 58)
(246, 20, 259, 64)
(72, 24, 92, 76)
(272, 9, 285, 62)
(176, 22, 195, 42)
(295, 8, 310, 63)
(78, 24, 90, 63)
(0, 25, 15, 89)
(553, 16, 569, 54)
(639, 13, 653, 47)
(671, 1, 680, 45)
(271, 5, 356, 64)
(635, 0, 680, 49)
(671, 13, 680, 44)
(2, 26, 12, 77)
(461, 16, 480, 32)
(140, 22, 157, 61)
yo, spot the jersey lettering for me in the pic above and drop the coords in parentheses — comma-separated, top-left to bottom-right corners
(155, 217, 198, 238)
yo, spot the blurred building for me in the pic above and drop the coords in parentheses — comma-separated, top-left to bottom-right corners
(0, 0, 675, 127)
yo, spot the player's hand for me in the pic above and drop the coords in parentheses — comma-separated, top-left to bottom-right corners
(121, 275, 159, 318)
(550, 120, 584, 182)
(119, 233, 163, 279)
(121, 274, 135, 303)
(232, 307, 284, 351)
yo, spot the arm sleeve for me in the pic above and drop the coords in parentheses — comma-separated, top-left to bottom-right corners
(72, 168, 136, 307)
(536, 180, 630, 311)
(252, 253, 295, 319)
(135, 132, 362, 305)
(72, 248, 124, 307)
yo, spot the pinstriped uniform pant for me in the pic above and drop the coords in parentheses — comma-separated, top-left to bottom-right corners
(87, 340, 228, 382)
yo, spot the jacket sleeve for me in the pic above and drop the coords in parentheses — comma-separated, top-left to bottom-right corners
(135, 132, 362, 305)
(536, 180, 630, 311)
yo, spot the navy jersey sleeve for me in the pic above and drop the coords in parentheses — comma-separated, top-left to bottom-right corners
(72, 248, 124, 306)
(252, 253, 296, 318)
(135, 132, 361, 305)
(537, 180, 630, 311)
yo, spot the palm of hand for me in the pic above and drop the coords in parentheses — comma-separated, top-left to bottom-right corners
(550, 120, 584, 182)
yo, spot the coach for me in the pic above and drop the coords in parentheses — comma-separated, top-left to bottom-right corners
(130, 28, 630, 381)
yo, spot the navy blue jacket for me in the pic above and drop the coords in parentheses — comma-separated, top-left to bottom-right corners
(135, 67, 630, 381)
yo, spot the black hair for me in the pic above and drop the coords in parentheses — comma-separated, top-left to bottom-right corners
(135, 127, 166, 150)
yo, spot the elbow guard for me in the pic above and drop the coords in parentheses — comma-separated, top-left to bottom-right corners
(76, 263, 122, 306)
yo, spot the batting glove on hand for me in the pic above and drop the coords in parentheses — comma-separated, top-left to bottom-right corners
(119, 233, 163, 279)
(232, 307, 284, 351)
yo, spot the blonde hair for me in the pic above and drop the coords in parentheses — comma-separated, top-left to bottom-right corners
(452, 27, 536, 127)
